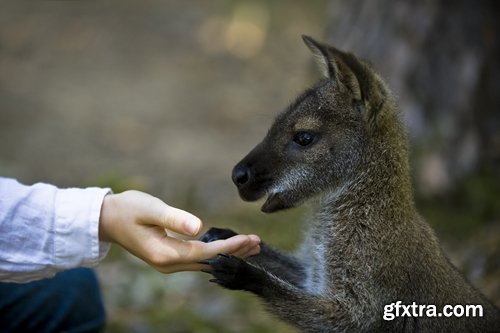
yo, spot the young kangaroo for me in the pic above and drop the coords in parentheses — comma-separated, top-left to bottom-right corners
(199, 36, 500, 332)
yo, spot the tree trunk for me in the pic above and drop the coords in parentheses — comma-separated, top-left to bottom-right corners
(326, 0, 500, 195)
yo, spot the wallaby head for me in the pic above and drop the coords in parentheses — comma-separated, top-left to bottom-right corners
(232, 35, 396, 213)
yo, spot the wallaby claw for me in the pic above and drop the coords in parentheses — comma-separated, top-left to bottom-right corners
(198, 259, 211, 265)
(200, 269, 213, 274)
(201, 253, 264, 292)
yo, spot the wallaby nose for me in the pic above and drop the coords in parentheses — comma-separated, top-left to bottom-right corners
(232, 164, 250, 186)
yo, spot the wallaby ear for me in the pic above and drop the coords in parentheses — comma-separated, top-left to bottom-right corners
(302, 35, 340, 80)
(302, 35, 388, 116)
(302, 35, 362, 101)
(331, 48, 388, 118)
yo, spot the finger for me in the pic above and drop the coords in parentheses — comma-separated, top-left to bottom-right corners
(141, 196, 202, 236)
(234, 234, 261, 257)
(164, 234, 253, 264)
(193, 234, 257, 260)
(232, 241, 261, 258)
(247, 234, 261, 250)
(216, 234, 260, 257)
(162, 205, 202, 236)
(229, 238, 256, 258)
(154, 262, 208, 274)
(143, 232, 261, 272)
(246, 244, 261, 257)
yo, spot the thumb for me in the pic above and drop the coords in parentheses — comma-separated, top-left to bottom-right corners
(161, 205, 203, 236)
(138, 195, 202, 236)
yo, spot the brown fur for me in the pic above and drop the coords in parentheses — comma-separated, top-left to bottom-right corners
(200, 36, 500, 332)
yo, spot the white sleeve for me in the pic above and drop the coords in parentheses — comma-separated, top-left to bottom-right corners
(0, 177, 112, 283)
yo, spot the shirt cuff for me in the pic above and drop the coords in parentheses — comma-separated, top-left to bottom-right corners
(54, 187, 112, 269)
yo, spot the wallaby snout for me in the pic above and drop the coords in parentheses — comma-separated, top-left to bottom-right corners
(232, 163, 250, 187)
(231, 155, 268, 203)
(232, 144, 281, 209)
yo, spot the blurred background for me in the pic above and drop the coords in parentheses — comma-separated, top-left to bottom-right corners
(0, 1, 498, 332)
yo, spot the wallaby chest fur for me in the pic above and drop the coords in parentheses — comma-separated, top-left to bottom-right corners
(200, 36, 500, 333)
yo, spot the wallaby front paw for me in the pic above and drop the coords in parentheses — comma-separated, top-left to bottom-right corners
(199, 227, 238, 243)
(200, 254, 263, 293)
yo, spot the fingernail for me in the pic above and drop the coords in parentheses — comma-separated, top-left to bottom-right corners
(248, 245, 261, 256)
(186, 219, 201, 236)
(250, 235, 261, 244)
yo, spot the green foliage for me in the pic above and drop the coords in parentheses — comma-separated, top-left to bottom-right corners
(417, 170, 500, 238)
(90, 173, 151, 194)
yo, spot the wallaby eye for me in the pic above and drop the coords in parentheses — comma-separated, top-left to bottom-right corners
(293, 131, 315, 147)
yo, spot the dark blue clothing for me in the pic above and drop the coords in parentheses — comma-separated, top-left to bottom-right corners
(0, 268, 106, 333)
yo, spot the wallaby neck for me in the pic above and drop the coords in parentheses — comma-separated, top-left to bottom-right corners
(321, 111, 417, 225)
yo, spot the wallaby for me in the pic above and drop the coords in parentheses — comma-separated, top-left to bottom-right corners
(199, 36, 500, 332)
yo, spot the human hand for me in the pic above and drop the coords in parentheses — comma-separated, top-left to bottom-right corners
(98, 190, 261, 273)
